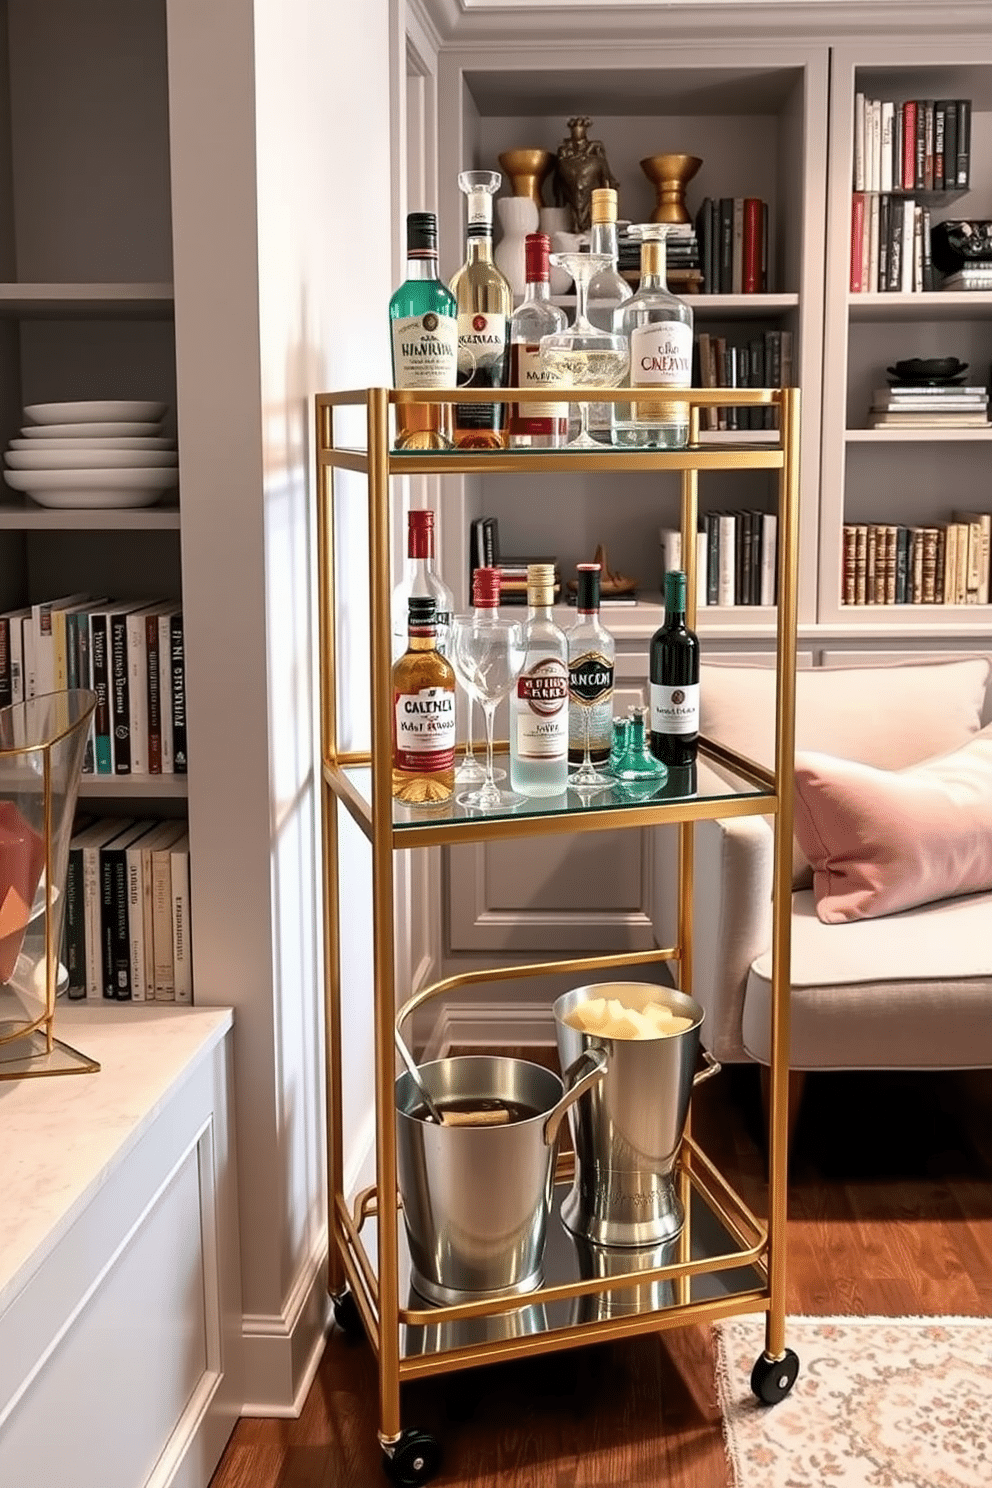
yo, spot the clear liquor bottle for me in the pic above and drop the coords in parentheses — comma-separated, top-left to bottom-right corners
(566, 563, 615, 766)
(650, 569, 700, 766)
(390, 508, 454, 660)
(585, 187, 633, 444)
(510, 563, 569, 797)
(612, 224, 694, 449)
(449, 170, 512, 450)
(389, 211, 458, 450)
(507, 234, 568, 449)
(391, 596, 457, 806)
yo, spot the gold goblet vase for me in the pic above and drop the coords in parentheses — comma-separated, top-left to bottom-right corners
(640, 153, 703, 223)
(498, 149, 555, 209)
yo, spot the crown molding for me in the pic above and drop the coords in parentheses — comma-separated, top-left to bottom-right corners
(415, 0, 992, 45)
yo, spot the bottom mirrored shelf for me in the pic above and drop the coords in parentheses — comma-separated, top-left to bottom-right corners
(349, 1179, 766, 1364)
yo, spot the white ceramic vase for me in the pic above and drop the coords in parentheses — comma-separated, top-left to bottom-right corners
(494, 196, 540, 297)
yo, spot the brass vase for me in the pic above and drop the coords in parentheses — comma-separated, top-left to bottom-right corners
(640, 153, 703, 223)
(498, 149, 555, 209)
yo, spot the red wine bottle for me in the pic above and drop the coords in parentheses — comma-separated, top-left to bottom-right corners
(650, 569, 699, 765)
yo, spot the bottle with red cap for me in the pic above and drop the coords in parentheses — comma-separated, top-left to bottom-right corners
(391, 507, 454, 660)
(507, 232, 568, 449)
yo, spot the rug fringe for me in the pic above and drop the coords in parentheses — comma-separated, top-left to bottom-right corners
(712, 1319, 746, 1488)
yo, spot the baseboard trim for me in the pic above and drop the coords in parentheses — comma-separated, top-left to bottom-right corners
(422, 999, 556, 1059)
(240, 1234, 331, 1417)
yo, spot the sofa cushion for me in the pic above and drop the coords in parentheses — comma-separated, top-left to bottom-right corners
(793, 726, 992, 923)
(743, 890, 992, 1068)
(700, 655, 992, 886)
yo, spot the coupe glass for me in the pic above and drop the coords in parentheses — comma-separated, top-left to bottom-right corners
(540, 252, 630, 450)
(451, 615, 527, 811)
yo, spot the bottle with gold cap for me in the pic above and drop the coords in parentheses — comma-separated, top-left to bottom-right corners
(509, 562, 569, 798)
(612, 223, 693, 449)
(586, 187, 633, 443)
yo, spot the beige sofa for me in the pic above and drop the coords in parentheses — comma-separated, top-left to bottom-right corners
(693, 655, 992, 1074)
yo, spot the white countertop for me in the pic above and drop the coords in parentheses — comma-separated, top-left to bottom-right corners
(0, 1004, 233, 1315)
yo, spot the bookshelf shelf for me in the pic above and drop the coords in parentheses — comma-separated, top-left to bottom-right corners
(848, 290, 992, 322)
(77, 776, 189, 800)
(845, 427, 992, 441)
(0, 283, 175, 317)
(0, 502, 181, 530)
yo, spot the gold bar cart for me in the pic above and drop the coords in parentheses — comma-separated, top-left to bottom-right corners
(314, 385, 800, 1485)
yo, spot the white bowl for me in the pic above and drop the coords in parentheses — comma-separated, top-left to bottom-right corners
(23, 400, 167, 424)
(3, 466, 179, 508)
(19, 421, 165, 439)
(9, 435, 175, 451)
(6, 448, 179, 470)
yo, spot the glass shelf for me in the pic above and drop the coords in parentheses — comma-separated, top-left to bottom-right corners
(353, 1175, 765, 1371)
(330, 746, 774, 847)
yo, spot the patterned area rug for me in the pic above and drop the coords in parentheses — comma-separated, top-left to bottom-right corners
(714, 1315, 992, 1488)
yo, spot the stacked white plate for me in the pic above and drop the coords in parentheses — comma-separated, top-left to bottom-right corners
(3, 400, 178, 509)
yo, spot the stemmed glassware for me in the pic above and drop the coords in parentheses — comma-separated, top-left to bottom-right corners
(451, 614, 527, 811)
(569, 697, 613, 791)
(539, 252, 630, 450)
(453, 705, 489, 786)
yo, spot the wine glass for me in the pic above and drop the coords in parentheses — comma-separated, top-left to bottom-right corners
(569, 698, 613, 791)
(540, 252, 630, 450)
(451, 614, 527, 811)
(454, 701, 489, 787)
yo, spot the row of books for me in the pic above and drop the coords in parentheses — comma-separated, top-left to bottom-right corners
(0, 593, 187, 775)
(63, 816, 192, 1003)
(841, 514, 991, 606)
(853, 95, 972, 195)
(849, 194, 937, 293)
(693, 197, 769, 295)
(660, 510, 778, 608)
(696, 330, 793, 433)
(867, 384, 989, 430)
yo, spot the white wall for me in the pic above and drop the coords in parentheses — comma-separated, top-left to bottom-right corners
(167, 0, 394, 1413)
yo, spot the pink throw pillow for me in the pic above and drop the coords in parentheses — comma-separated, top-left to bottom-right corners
(793, 728, 992, 924)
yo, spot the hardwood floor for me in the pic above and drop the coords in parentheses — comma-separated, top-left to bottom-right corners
(210, 1061, 992, 1487)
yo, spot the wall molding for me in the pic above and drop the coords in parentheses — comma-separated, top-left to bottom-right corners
(423, 998, 556, 1058)
(240, 1236, 331, 1417)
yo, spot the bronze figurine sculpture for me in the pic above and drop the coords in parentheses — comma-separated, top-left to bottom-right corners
(553, 116, 619, 234)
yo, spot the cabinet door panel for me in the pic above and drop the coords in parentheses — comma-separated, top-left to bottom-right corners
(446, 828, 656, 953)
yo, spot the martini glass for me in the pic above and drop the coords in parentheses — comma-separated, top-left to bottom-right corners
(451, 614, 527, 811)
(540, 252, 630, 450)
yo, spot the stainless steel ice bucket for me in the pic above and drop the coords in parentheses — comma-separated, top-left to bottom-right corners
(395, 1051, 606, 1305)
(567, 1232, 678, 1323)
(553, 981, 715, 1247)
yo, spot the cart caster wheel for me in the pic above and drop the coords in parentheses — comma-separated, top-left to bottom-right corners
(331, 1288, 363, 1340)
(382, 1429, 442, 1487)
(750, 1347, 799, 1404)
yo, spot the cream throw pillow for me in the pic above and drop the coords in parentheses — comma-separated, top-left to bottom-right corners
(700, 656, 992, 886)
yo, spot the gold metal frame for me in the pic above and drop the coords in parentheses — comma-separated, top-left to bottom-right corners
(315, 384, 799, 1443)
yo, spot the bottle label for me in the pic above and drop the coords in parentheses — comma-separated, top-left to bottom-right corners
(456, 312, 509, 429)
(630, 322, 693, 388)
(392, 315, 458, 389)
(513, 344, 568, 421)
(393, 686, 456, 769)
(514, 659, 568, 759)
(650, 681, 699, 736)
(568, 652, 614, 705)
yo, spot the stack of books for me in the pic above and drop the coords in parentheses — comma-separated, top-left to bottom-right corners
(692, 197, 768, 295)
(867, 384, 989, 429)
(618, 222, 701, 292)
(940, 266, 992, 292)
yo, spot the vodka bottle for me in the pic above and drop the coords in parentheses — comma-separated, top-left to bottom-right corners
(449, 171, 512, 449)
(508, 233, 568, 449)
(510, 563, 569, 797)
(566, 563, 615, 765)
(390, 508, 454, 660)
(388, 212, 458, 450)
(585, 187, 633, 443)
(613, 224, 693, 449)
(650, 569, 700, 765)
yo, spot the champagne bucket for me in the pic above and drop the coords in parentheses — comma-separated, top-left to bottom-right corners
(395, 1051, 606, 1304)
(553, 981, 717, 1247)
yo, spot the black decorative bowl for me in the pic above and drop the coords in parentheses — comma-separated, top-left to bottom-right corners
(887, 357, 969, 382)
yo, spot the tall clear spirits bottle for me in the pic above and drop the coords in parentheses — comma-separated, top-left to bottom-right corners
(391, 596, 457, 806)
(566, 562, 615, 767)
(449, 170, 512, 449)
(585, 187, 633, 444)
(612, 224, 693, 449)
(507, 233, 568, 449)
(390, 508, 454, 660)
(510, 563, 569, 797)
(389, 211, 458, 450)
(650, 568, 700, 766)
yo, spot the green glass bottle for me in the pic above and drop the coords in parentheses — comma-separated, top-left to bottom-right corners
(389, 211, 458, 450)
